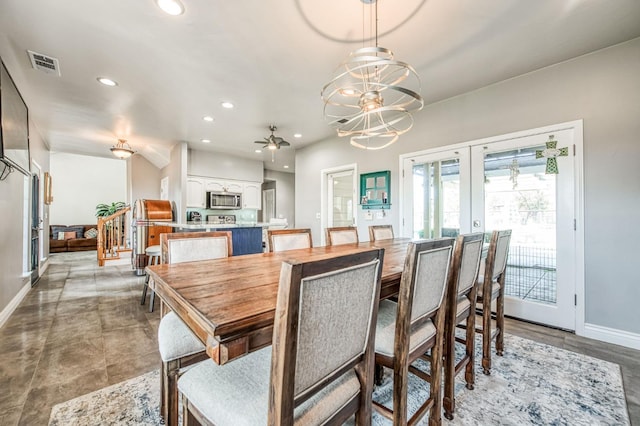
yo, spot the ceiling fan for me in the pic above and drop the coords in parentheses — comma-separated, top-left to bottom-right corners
(255, 125, 290, 161)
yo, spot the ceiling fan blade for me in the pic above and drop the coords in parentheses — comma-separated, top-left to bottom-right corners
(279, 141, 291, 147)
(273, 137, 284, 143)
(254, 141, 266, 144)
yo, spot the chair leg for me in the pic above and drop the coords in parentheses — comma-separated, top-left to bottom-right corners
(429, 340, 444, 426)
(392, 365, 410, 426)
(165, 360, 180, 426)
(160, 361, 167, 423)
(464, 311, 476, 389)
(149, 290, 155, 313)
(482, 300, 492, 375)
(443, 321, 455, 420)
(140, 275, 149, 305)
(182, 394, 199, 426)
(496, 292, 505, 356)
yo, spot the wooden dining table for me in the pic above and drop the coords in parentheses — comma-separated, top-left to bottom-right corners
(146, 238, 412, 365)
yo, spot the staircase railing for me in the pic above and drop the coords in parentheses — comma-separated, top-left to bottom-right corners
(97, 206, 132, 266)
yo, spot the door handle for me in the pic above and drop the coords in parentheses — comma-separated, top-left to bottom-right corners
(473, 220, 481, 228)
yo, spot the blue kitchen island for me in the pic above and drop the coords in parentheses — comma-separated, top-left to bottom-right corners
(154, 222, 264, 256)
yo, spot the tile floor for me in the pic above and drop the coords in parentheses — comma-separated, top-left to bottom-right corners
(0, 250, 638, 425)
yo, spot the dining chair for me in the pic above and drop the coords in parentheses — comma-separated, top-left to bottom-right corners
(325, 226, 359, 246)
(268, 228, 312, 252)
(140, 244, 162, 312)
(443, 233, 484, 420)
(372, 238, 454, 425)
(368, 224, 394, 241)
(157, 231, 233, 426)
(178, 248, 385, 426)
(476, 229, 512, 375)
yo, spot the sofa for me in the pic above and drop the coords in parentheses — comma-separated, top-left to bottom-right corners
(50, 225, 98, 253)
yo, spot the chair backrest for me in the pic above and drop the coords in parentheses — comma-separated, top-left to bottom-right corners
(395, 238, 454, 352)
(326, 227, 359, 246)
(160, 231, 233, 264)
(485, 230, 512, 281)
(268, 228, 312, 252)
(368, 225, 394, 242)
(268, 248, 384, 424)
(453, 233, 485, 297)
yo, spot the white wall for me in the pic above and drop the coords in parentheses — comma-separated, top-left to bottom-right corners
(296, 38, 640, 337)
(129, 153, 161, 206)
(264, 169, 295, 226)
(187, 149, 263, 182)
(49, 152, 126, 225)
(0, 116, 50, 323)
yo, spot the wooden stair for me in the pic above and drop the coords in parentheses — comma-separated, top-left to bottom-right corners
(97, 206, 132, 266)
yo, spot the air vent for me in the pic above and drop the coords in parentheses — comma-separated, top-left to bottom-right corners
(27, 50, 61, 76)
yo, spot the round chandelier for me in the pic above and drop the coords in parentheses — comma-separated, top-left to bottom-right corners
(321, 1, 423, 150)
(110, 139, 135, 159)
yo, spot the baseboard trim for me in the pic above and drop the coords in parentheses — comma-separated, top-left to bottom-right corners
(583, 323, 640, 350)
(0, 282, 31, 329)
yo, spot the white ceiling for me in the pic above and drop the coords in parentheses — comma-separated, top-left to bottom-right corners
(1, 0, 639, 172)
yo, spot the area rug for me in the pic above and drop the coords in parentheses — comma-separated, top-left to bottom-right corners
(49, 334, 630, 425)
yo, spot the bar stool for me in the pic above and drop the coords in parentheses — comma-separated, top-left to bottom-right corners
(140, 244, 161, 312)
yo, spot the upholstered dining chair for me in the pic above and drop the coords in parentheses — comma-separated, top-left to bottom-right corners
(368, 224, 394, 241)
(157, 231, 233, 426)
(268, 228, 312, 252)
(476, 229, 512, 375)
(372, 238, 454, 425)
(443, 233, 484, 420)
(178, 248, 385, 426)
(325, 226, 359, 246)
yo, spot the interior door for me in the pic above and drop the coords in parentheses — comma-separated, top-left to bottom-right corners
(471, 129, 576, 330)
(327, 170, 356, 228)
(401, 148, 470, 239)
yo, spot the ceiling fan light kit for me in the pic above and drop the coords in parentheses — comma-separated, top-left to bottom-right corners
(110, 139, 135, 159)
(321, 0, 423, 150)
(254, 125, 291, 162)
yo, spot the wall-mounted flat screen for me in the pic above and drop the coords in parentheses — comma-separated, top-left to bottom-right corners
(0, 59, 30, 175)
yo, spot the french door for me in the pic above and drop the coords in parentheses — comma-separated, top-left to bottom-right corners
(402, 126, 579, 330)
(401, 147, 470, 239)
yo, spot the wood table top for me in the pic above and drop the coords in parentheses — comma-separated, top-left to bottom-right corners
(147, 238, 411, 364)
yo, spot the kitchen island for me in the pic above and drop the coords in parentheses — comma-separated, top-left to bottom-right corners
(155, 221, 264, 255)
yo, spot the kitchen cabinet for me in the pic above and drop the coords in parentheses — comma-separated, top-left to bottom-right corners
(205, 179, 243, 194)
(242, 182, 261, 209)
(186, 177, 206, 208)
(231, 227, 263, 255)
(188, 176, 263, 210)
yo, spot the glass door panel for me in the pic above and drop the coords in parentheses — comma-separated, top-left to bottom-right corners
(402, 148, 470, 239)
(328, 170, 355, 228)
(483, 147, 557, 305)
(471, 129, 576, 330)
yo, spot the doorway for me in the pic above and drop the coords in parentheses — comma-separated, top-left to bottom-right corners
(320, 164, 357, 245)
(401, 121, 583, 330)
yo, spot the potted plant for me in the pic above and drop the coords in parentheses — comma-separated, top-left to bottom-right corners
(95, 201, 126, 218)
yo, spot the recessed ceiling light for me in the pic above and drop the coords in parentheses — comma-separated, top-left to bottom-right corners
(97, 77, 117, 86)
(203, 116, 214, 122)
(221, 101, 234, 109)
(293, 133, 302, 138)
(155, 0, 184, 15)
(254, 149, 262, 153)
(201, 139, 211, 143)
(284, 165, 289, 169)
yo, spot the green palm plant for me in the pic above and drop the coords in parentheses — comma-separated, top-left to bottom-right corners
(95, 201, 126, 217)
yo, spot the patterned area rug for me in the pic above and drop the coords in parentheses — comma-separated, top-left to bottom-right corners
(49, 334, 630, 425)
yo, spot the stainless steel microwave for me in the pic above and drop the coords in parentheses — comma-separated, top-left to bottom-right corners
(206, 191, 242, 209)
